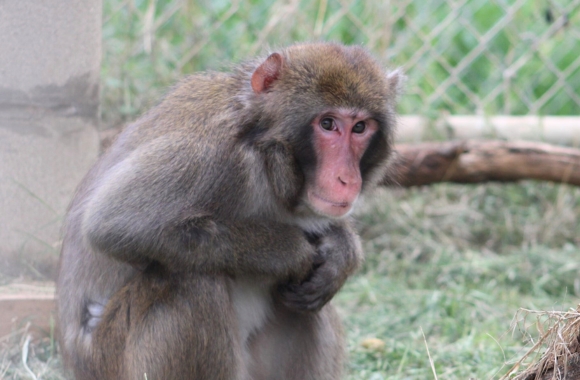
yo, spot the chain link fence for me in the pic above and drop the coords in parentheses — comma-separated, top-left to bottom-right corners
(102, 0, 580, 126)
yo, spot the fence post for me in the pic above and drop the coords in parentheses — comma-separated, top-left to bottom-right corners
(0, 1, 101, 278)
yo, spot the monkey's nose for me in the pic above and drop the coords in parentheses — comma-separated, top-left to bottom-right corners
(337, 175, 361, 187)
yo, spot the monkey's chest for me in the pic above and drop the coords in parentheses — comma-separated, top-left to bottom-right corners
(229, 276, 274, 344)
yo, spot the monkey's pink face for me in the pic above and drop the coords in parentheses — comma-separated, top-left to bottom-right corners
(306, 109, 379, 218)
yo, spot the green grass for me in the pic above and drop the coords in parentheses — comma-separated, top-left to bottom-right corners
(2, 182, 578, 379)
(341, 183, 580, 379)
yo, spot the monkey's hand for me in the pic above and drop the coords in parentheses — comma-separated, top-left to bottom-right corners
(278, 223, 362, 312)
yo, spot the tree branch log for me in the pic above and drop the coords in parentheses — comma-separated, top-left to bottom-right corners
(386, 140, 580, 187)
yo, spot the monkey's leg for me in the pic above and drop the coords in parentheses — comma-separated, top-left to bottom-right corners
(93, 271, 243, 380)
(249, 303, 345, 380)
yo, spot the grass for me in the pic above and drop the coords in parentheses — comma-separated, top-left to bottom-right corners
(341, 183, 580, 379)
(2, 182, 579, 379)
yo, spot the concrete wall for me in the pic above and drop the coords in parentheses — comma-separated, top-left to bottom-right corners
(0, 1, 101, 278)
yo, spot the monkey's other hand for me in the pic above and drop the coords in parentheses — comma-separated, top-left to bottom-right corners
(278, 233, 356, 312)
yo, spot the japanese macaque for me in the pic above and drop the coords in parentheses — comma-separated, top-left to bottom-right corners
(57, 42, 403, 380)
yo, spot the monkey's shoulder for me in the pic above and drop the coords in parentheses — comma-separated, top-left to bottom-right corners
(169, 71, 239, 101)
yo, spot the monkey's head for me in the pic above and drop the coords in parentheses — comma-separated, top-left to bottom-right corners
(247, 42, 404, 219)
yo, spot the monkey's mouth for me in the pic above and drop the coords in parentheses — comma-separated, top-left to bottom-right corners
(311, 192, 350, 208)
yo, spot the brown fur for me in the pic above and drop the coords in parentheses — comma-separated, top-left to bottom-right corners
(57, 42, 403, 379)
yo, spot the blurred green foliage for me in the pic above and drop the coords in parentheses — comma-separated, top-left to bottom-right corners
(102, 0, 580, 127)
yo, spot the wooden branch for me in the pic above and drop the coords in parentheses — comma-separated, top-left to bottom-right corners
(0, 283, 55, 338)
(386, 140, 580, 187)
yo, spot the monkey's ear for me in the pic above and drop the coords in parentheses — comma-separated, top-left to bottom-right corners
(251, 53, 283, 93)
(386, 68, 406, 96)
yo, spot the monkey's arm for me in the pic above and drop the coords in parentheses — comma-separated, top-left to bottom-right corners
(279, 219, 363, 312)
(176, 218, 316, 279)
(82, 138, 314, 279)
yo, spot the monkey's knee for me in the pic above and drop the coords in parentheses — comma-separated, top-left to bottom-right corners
(119, 275, 240, 379)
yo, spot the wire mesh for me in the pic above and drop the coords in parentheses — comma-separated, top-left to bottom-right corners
(102, 0, 580, 123)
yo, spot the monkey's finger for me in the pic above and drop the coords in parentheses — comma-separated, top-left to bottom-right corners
(278, 282, 333, 312)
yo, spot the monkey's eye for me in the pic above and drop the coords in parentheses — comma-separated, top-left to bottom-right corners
(352, 121, 366, 134)
(320, 118, 335, 131)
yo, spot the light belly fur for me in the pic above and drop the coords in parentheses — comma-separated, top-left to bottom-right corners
(229, 276, 274, 348)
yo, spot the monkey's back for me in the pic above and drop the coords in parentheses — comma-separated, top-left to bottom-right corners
(57, 69, 256, 369)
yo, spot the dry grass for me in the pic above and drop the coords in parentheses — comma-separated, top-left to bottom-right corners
(501, 306, 580, 380)
(0, 324, 62, 380)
